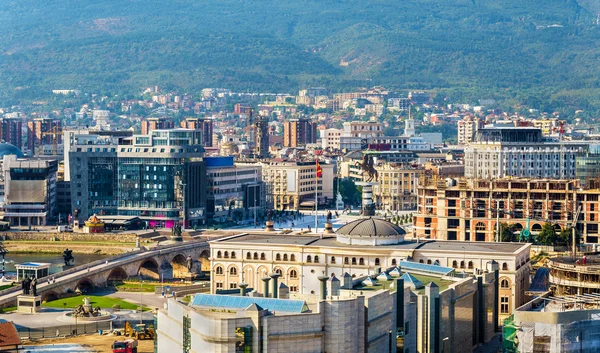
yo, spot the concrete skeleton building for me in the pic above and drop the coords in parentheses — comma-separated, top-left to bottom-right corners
(208, 218, 530, 325)
(414, 176, 600, 244)
(464, 127, 587, 179)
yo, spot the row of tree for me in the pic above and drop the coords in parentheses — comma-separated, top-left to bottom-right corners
(497, 222, 576, 246)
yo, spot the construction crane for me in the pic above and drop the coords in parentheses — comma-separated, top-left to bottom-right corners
(41, 125, 61, 156)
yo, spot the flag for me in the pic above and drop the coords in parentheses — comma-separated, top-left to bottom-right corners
(316, 159, 322, 178)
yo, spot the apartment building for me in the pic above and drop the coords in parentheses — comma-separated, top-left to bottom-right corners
(283, 118, 317, 147)
(464, 127, 587, 179)
(261, 160, 334, 210)
(340, 160, 424, 211)
(457, 116, 483, 145)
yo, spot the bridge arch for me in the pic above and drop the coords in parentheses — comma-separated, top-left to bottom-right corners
(199, 250, 210, 273)
(76, 278, 95, 294)
(171, 254, 188, 279)
(42, 291, 59, 303)
(138, 258, 160, 280)
(107, 267, 129, 286)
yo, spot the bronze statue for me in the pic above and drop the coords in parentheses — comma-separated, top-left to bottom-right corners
(22, 275, 30, 295)
(354, 155, 379, 182)
(172, 224, 182, 237)
(63, 248, 74, 266)
(30, 277, 37, 296)
(327, 211, 332, 223)
(267, 210, 273, 222)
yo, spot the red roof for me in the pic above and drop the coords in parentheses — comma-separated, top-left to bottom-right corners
(0, 322, 21, 347)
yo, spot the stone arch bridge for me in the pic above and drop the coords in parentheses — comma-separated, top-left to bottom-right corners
(0, 241, 210, 307)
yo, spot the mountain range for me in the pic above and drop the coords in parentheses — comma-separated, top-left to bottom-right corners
(3, 0, 600, 114)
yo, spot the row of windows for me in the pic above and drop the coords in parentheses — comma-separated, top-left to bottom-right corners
(214, 266, 298, 279)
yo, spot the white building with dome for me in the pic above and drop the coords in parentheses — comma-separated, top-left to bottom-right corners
(209, 218, 531, 322)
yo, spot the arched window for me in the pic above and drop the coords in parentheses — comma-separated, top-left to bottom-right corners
(427, 259, 432, 265)
(375, 258, 380, 266)
(359, 258, 365, 266)
(275, 268, 282, 276)
(344, 257, 349, 265)
(501, 279, 510, 289)
(283, 254, 288, 261)
(468, 261, 474, 269)
(452, 260, 458, 268)
(231, 252, 236, 259)
(460, 261, 465, 269)
(276, 253, 281, 261)
(290, 270, 298, 279)
(502, 263, 508, 271)
(260, 253, 266, 261)
(290, 254, 296, 262)
(224, 251, 229, 259)
(215, 266, 223, 275)
(314, 256, 319, 263)
(229, 267, 237, 275)
(391, 259, 397, 266)
(307, 255, 312, 263)
(331, 256, 336, 264)
(419, 259, 424, 264)
(217, 251, 222, 258)
(352, 257, 357, 265)
(253, 252, 258, 260)
(246, 252, 252, 260)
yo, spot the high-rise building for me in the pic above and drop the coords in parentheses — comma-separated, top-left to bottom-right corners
(141, 117, 175, 135)
(181, 117, 214, 147)
(464, 127, 587, 179)
(283, 118, 317, 148)
(457, 116, 484, 145)
(0, 119, 23, 150)
(27, 118, 62, 156)
(69, 129, 207, 228)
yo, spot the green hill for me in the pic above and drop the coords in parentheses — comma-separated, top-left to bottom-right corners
(3, 0, 600, 114)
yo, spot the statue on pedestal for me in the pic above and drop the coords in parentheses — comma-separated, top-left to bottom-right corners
(30, 277, 37, 296)
(21, 275, 30, 295)
(63, 248, 74, 266)
(186, 255, 193, 272)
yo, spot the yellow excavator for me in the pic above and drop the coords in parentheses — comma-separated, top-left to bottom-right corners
(124, 322, 155, 340)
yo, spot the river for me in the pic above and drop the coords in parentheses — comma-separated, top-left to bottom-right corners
(1, 253, 110, 278)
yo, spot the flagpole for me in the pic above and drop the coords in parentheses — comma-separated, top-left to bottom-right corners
(315, 160, 318, 233)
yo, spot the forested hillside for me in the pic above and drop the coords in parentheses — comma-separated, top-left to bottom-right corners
(3, 0, 600, 114)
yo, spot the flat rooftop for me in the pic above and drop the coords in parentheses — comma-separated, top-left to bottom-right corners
(212, 233, 529, 254)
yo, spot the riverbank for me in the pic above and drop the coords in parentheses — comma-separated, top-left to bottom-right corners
(4, 240, 140, 255)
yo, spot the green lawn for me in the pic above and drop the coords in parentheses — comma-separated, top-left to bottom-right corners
(0, 283, 14, 291)
(42, 295, 149, 311)
(0, 306, 16, 313)
(115, 282, 157, 293)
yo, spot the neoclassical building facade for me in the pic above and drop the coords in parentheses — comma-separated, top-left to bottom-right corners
(209, 218, 531, 322)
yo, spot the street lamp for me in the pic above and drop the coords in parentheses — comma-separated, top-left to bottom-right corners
(137, 271, 144, 324)
(443, 336, 449, 353)
(0, 242, 7, 279)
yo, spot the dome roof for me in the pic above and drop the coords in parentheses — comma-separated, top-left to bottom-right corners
(336, 218, 406, 237)
(0, 143, 24, 158)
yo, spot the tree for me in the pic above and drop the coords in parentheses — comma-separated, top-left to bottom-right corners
(496, 223, 517, 242)
(535, 223, 557, 245)
(339, 178, 360, 206)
